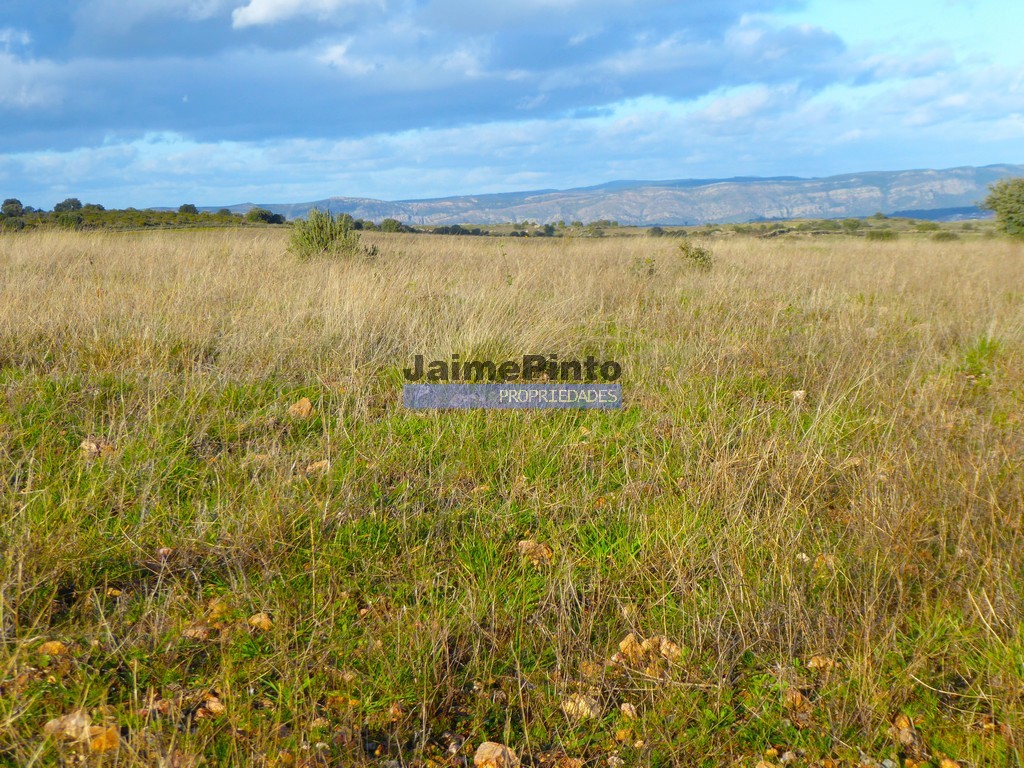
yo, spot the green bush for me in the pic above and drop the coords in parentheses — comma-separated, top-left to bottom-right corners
(865, 229, 898, 241)
(932, 230, 960, 241)
(678, 240, 713, 270)
(915, 221, 940, 232)
(290, 208, 376, 260)
(56, 213, 83, 230)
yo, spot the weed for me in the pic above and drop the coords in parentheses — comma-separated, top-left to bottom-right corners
(678, 239, 714, 270)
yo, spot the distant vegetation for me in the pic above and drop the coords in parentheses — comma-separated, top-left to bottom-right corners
(0, 196, 1012, 241)
(0, 198, 269, 231)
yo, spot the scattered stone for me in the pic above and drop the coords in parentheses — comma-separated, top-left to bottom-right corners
(38, 641, 69, 656)
(516, 539, 553, 566)
(807, 655, 838, 671)
(305, 459, 331, 475)
(80, 438, 116, 459)
(248, 612, 274, 631)
(561, 693, 601, 721)
(473, 741, 520, 768)
(88, 725, 119, 753)
(44, 711, 88, 741)
(288, 397, 314, 418)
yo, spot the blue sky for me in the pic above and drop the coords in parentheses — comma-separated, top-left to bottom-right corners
(1, 0, 1021, 208)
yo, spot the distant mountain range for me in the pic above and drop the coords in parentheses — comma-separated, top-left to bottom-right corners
(210, 164, 1023, 226)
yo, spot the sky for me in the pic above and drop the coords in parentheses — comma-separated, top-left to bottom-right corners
(1, 0, 1022, 209)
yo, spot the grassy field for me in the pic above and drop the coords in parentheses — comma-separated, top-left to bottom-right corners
(1, 229, 1022, 767)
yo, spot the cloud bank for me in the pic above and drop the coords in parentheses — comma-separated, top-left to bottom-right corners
(0, 0, 1021, 207)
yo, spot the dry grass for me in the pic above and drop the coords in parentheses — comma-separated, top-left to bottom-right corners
(1, 228, 1022, 767)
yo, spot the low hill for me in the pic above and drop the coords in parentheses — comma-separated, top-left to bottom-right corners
(213, 163, 1022, 225)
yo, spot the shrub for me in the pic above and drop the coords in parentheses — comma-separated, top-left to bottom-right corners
(932, 230, 960, 241)
(379, 218, 404, 233)
(179, 203, 199, 215)
(1, 216, 25, 231)
(678, 240, 713, 270)
(866, 229, 898, 241)
(290, 208, 376, 260)
(55, 213, 84, 229)
(631, 255, 657, 277)
(915, 221, 940, 232)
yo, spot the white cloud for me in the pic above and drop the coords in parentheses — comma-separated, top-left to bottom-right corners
(0, 27, 31, 50)
(231, 0, 375, 28)
(0, 51, 62, 109)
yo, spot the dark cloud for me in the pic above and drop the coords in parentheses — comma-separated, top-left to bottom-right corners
(1, 0, 853, 153)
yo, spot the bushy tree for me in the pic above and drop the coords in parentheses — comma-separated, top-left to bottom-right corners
(54, 198, 83, 213)
(245, 207, 284, 224)
(179, 203, 199, 215)
(2, 198, 24, 217)
(984, 177, 1024, 239)
(379, 218, 404, 233)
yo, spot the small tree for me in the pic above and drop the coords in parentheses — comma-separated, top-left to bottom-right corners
(379, 218, 404, 233)
(179, 203, 199, 215)
(984, 178, 1024, 239)
(2, 198, 24, 217)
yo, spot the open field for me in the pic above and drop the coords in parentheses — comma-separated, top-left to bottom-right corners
(1, 229, 1023, 767)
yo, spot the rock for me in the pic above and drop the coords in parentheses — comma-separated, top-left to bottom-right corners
(248, 612, 274, 631)
(43, 709, 92, 742)
(38, 641, 69, 656)
(88, 725, 119, 753)
(473, 741, 520, 768)
(288, 397, 314, 418)
(561, 693, 601, 721)
(516, 540, 553, 566)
